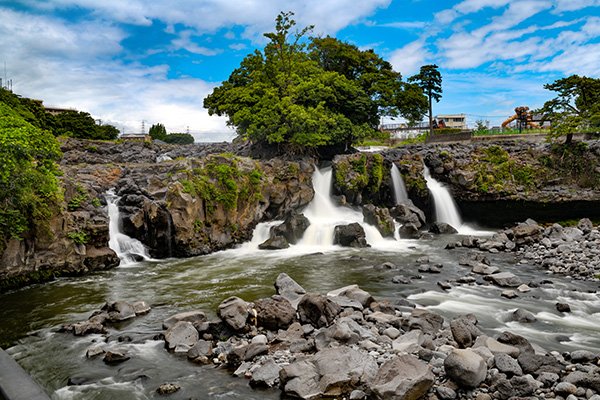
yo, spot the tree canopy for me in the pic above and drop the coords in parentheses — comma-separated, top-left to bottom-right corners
(539, 75, 600, 143)
(204, 12, 427, 153)
(149, 123, 168, 141)
(54, 110, 119, 140)
(149, 123, 194, 144)
(408, 64, 442, 136)
(0, 102, 62, 247)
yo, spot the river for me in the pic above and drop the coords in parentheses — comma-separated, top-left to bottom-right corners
(1, 168, 599, 399)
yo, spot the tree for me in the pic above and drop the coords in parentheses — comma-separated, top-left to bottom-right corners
(164, 133, 194, 144)
(149, 123, 168, 141)
(408, 64, 442, 137)
(204, 12, 427, 153)
(54, 110, 119, 140)
(0, 103, 62, 249)
(539, 75, 600, 144)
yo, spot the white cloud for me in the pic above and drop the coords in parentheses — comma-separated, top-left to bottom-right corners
(21, 0, 391, 41)
(0, 7, 233, 142)
(171, 30, 221, 56)
(553, 0, 600, 12)
(381, 21, 427, 29)
(389, 40, 431, 76)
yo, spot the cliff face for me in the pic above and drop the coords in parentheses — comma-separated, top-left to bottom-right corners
(0, 139, 315, 291)
(333, 140, 600, 227)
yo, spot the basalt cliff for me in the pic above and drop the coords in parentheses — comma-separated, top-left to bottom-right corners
(2, 138, 600, 291)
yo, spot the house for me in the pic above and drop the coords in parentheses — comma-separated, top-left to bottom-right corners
(121, 133, 151, 142)
(435, 114, 467, 130)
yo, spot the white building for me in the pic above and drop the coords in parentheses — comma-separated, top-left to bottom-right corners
(435, 114, 467, 130)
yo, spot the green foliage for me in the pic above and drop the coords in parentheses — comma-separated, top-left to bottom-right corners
(0, 103, 62, 244)
(164, 133, 194, 144)
(67, 185, 88, 211)
(395, 133, 426, 146)
(471, 146, 539, 193)
(408, 64, 443, 136)
(538, 75, 600, 143)
(67, 230, 88, 244)
(204, 11, 426, 152)
(547, 142, 600, 188)
(474, 120, 490, 135)
(0, 88, 56, 131)
(149, 123, 168, 141)
(54, 110, 119, 140)
(334, 153, 384, 193)
(91, 197, 101, 207)
(179, 154, 265, 213)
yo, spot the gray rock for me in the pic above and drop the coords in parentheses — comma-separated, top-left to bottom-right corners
(164, 321, 199, 351)
(258, 235, 290, 250)
(333, 223, 369, 248)
(407, 309, 444, 334)
(471, 263, 499, 275)
(250, 359, 281, 388)
(103, 301, 136, 321)
(275, 273, 307, 309)
(392, 329, 427, 353)
(327, 285, 374, 308)
(217, 296, 250, 331)
(484, 272, 522, 287)
(85, 345, 104, 358)
(578, 218, 593, 234)
(569, 349, 597, 363)
(494, 353, 523, 376)
(450, 315, 482, 348)
(474, 335, 520, 357)
(270, 213, 310, 245)
(371, 354, 434, 400)
(280, 348, 378, 399)
(187, 339, 213, 360)
(398, 223, 420, 239)
(132, 300, 151, 315)
(444, 349, 487, 388)
(297, 293, 341, 328)
(254, 296, 296, 331)
(556, 302, 571, 312)
(362, 204, 395, 237)
(103, 350, 130, 365)
(511, 308, 537, 323)
(517, 352, 561, 375)
(72, 320, 106, 336)
(537, 371, 559, 387)
(563, 371, 600, 392)
(436, 386, 457, 400)
(429, 222, 458, 234)
(555, 381, 578, 396)
(163, 310, 206, 330)
(156, 383, 180, 395)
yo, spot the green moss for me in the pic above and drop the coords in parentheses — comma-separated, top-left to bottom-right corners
(67, 185, 88, 211)
(67, 230, 88, 244)
(91, 197, 101, 208)
(177, 154, 265, 214)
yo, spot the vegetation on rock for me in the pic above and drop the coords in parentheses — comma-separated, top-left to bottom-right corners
(0, 102, 62, 250)
(334, 153, 384, 201)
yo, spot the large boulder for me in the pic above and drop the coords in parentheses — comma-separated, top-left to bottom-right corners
(217, 296, 251, 331)
(327, 285, 374, 309)
(275, 273, 306, 309)
(164, 321, 199, 351)
(297, 293, 342, 328)
(450, 315, 482, 348)
(407, 309, 444, 334)
(362, 204, 395, 237)
(371, 355, 434, 400)
(429, 222, 458, 234)
(512, 220, 542, 245)
(163, 310, 207, 330)
(398, 223, 420, 239)
(444, 349, 487, 388)
(484, 272, 522, 288)
(258, 235, 290, 250)
(270, 213, 310, 245)
(390, 203, 426, 228)
(333, 223, 369, 248)
(254, 295, 296, 331)
(280, 348, 378, 399)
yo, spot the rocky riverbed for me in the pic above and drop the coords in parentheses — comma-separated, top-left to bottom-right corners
(62, 227, 600, 400)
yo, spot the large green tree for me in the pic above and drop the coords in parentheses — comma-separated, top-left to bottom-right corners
(408, 64, 442, 137)
(54, 110, 119, 140)
(539, 75, 600, 144)
(149, 123, 168, 141)
(204, 12, 426, 153)
(0, 103, 62, 249)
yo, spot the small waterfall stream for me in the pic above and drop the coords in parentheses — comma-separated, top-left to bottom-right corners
(391, 163, 409, 205)
(106, 189, 151, 265)
(423, 166, 463, 228)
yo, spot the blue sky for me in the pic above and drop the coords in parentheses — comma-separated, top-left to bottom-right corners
(1, 0, 599, 141)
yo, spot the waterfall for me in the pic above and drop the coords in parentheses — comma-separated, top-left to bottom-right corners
(106, 189, 150, 265)
(296, 167, 387, 248)
(423, 166, 463, 229)
(391, 163, 409, 205)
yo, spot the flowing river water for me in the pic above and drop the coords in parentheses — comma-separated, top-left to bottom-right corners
(1, 168, 599, 399)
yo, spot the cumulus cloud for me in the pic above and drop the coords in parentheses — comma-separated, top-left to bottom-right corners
(389, 40, 431, 76)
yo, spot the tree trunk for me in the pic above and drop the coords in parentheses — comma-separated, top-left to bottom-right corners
(565, 133, 573, 144)
(428, 91, 433, 139)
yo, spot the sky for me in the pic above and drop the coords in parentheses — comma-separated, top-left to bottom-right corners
(0, 0, 599, 141)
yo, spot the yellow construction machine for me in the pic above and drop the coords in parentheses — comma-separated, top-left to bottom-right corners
(502, 106, 540, 131)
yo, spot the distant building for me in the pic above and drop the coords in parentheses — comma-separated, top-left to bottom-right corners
(435, 114, 467, 130)
(44, 106, 76, 116)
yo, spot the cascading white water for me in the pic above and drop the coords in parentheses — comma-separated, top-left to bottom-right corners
(391, 163, 409, 205)
(423, 165, 463, 228)
(296, 167, 388, 248)
(106, 189, 150, 265)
